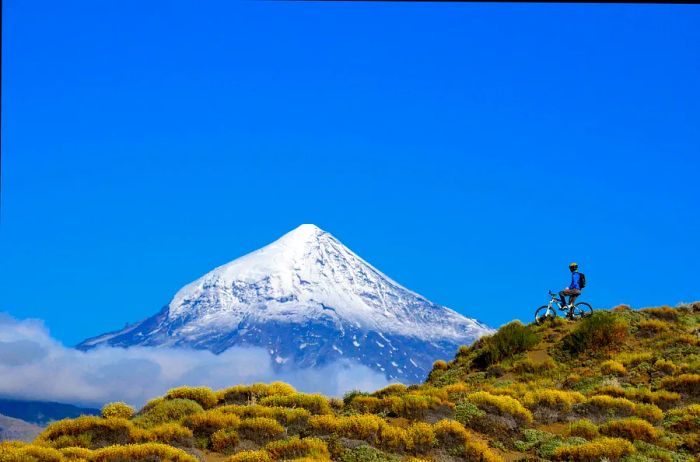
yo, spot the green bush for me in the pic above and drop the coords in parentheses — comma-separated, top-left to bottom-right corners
(562, 311, 629, 355)
(340, 445, 399, 462)
(473, 321, 540, 368)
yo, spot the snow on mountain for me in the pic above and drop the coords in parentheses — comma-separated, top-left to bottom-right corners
(78, 224, 493, 381)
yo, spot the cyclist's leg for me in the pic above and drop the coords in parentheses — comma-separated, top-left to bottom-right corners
(559, 290, 568, 307)
(568, 289, 581, 306)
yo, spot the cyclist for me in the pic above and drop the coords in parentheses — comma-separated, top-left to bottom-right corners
(559, 262, 583, 316)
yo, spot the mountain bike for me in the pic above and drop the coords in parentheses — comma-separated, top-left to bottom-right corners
(534, 291, 593, 325)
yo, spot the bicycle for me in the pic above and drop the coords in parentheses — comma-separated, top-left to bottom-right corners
(534, 290, 593, 325)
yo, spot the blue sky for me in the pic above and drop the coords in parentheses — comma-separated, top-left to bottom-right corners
(2, 1, 699, 346)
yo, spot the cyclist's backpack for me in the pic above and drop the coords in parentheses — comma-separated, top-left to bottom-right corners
(578, 272, 587, 289)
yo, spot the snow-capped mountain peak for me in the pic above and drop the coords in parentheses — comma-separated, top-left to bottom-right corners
(78, 224, 493, 381)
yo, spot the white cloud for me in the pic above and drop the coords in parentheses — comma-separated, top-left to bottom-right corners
(0, 314, 390, 408)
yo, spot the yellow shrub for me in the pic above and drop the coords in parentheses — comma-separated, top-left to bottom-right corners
(348, 396, 384, 414)
(165, 386, 218, 409)
(612, 305, 631, 312)
(225, 450, 273, 462)
(510, 357, 557, 374)
(463, 438, 503, 462)
(593, 385, 626, 398)
(211, 429, 239, 453)
(135, 398, 204, 427)
(466, 391, 533, 424)
(600, 418, 658, 442)
(442, 383, 471, 402)
(523, 389, 585, 411)
(60, 447, 93, 461)
(37, 416, 137, 449)
(634, 403, 663, 423)
(218, 404, 310, 426)
(412, 386, 449, 401)
(91, 443, 198, 462)
(663, 404, 700, 432)
(101, 402, 135, 419)
(552, 437, 635, 461)
(217, 382, 297, 405)
(183, 410, 241, 438)
(378, 424, 412, 452)
(404, 458, 430, 462)
(373, 383, 408, 397)
(432, 360, 448, 371)
(308, 415, 340, 435)
(583, 395, 636, 417)
(637, 319, 671, 335)
(594, 386, 679, 408)
(398, 394, 446, 419)
(0, 442, 65, 462)
(265, 436, 330, 460)
(660, 374, 700, 395)
(337, 414, 385, 442)
(567, 419, 599, 439)
(238, 417, 286, 443)
(601, 360, 626, 376)
(670, 334, 699, 346)
(259, 393, 332, 415)
(141, 422, 193, 445)
(432, 419, 470, 448)
(640, 306, 678, 321)
(682, 432, 700, 453)
(406, 422, 435, 454)
(648, 390, 681, 408)
(615, 352, 653, 366)
(654, 358, 679, 374)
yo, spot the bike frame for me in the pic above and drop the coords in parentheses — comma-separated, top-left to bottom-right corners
(542, 295, 570, 318)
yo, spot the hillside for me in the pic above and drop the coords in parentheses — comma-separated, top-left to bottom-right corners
(0, 400, 99, 426)
(0, 414, 42, 443)
(2, 302, 698, 462)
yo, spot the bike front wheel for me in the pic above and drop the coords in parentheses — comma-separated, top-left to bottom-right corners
(571, 302, 593, 319)
(535, 305, 557, 325)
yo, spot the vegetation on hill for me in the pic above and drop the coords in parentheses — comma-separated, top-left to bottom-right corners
(1, 303, 698, 462)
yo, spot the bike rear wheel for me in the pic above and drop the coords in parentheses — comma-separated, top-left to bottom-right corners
(571, 302, 593, 319)
(535, 305, 557, 325)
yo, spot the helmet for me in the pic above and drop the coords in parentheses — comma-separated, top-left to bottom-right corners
(569, 262, 579, 270)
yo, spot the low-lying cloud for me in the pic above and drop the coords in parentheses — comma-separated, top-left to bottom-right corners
(0, 313, 390, 408)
